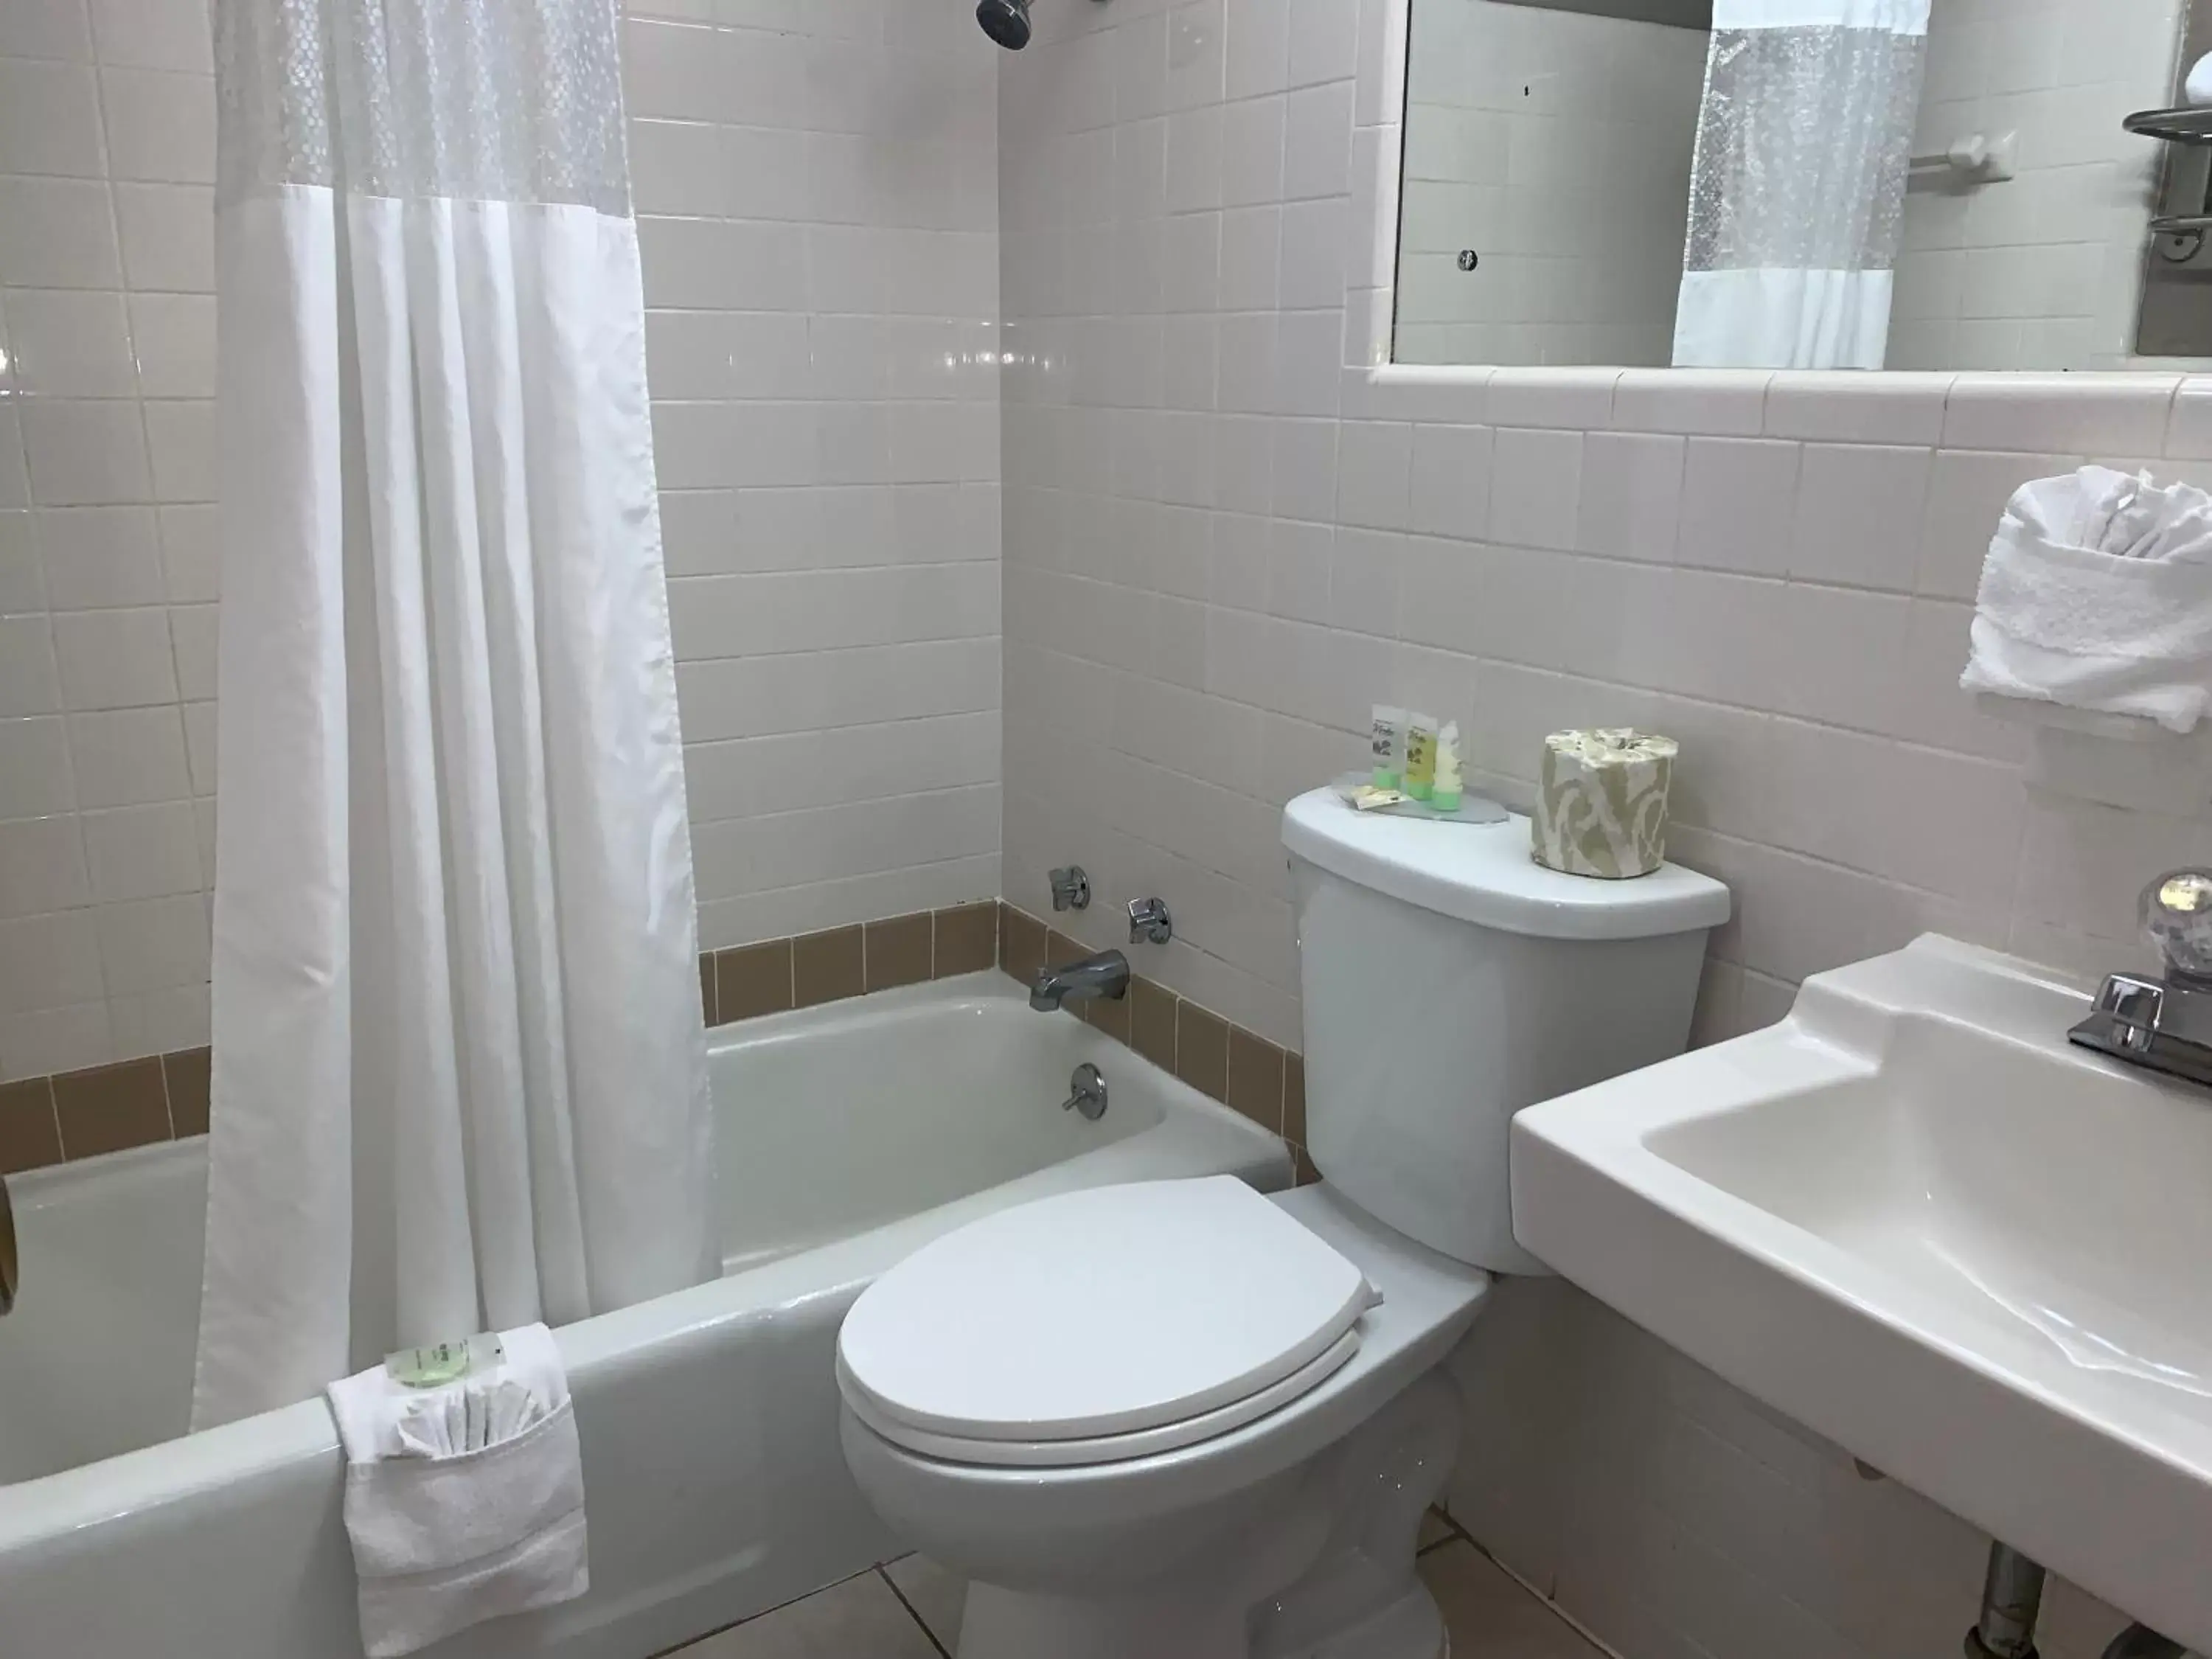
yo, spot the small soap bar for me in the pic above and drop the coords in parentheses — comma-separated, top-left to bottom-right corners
(1531, 728, 1677, 880)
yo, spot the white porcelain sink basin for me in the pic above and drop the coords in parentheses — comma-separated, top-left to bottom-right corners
(1512, 935, 2212, 1653)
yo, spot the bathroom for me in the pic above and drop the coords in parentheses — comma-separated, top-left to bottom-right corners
(3, 0, 2212, 1653)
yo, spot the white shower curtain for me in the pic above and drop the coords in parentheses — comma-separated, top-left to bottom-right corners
(1672, 0, 1929, 369)
(193, 0, 715, 1428)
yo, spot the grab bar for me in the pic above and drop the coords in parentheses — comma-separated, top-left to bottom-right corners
(1, 1175, 15, 1315)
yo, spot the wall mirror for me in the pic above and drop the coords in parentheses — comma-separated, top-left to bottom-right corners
(1392, 0, 2212, 372)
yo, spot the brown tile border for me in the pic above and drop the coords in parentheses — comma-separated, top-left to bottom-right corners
(995, 902, 1317, 1180)
(0, 1078, 63, 1175)
(699, 902, 1001, 1029)
(1, 900, 1009, 1171)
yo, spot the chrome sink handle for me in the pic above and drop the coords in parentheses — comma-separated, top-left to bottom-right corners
(2070, 870, 2212, 1085)
(1127, 897, 1172, 945)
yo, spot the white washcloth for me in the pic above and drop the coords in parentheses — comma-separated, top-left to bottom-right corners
(327, 1324, 588, 1659)
(1960, 466, 2212, 734)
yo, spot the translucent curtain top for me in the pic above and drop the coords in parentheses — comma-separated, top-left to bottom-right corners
(215, 0, 632, 215)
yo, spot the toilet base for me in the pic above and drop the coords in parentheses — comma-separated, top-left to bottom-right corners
(937, 1369, 1464, 1659)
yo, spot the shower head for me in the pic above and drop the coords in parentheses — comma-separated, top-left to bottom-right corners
(978, 0, 1032, 49)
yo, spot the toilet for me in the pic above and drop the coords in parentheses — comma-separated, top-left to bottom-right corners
(835, 786, 1731, 1659)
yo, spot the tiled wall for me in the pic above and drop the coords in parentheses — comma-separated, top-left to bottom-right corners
(0, 0, 1008, 1083)
(995, 0, 2186, 1651)
(0, 0, 219, 1082)
(1893, 0, 2185, 371)
(1394, 0, 1705, 368)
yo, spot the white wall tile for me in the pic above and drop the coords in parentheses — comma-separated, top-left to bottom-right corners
(1282, 80, 1354, 201)
(112, 182, 214, 292)
(81, 798, 199, 900)
(0, 714, 74, 817)
(1676, 437, 1800, 577)
(1220, 93, 1287, 206)
(68, 705, 187, 807)
(0, 0, 94, 61)
(1489, 427, 1581, 550)
(0, 59, 107, 177)
(1226, 0, 1293, 98)
(1407, 422, 1491, 538)
(0, 910, 102, 1016)
(38, 504, 163, 608)
(0, 615, 62, 717)
(20, 400, 150, 505)
(1578, 431, 1683, 563)
(0, 813, 90, 915)
(5, 288, 135, 395)
(88, 0, 209, 71)
(52, 605, 175, 708)
(97, 66, 215, 184)
(1789, 444, 1932, 592)
(128, 293, 215, 397)
(0, 175, 120, 287)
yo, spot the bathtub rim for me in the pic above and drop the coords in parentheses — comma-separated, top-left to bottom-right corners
(0, 973, 1289, 1548)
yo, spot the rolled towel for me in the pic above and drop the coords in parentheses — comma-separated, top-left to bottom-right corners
(1960, 466, 2212, 735)
(2189, 50, 2212, 105)
(326, 1324, 588, 1659)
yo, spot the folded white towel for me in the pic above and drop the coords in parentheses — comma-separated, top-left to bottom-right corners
(327, 1324, 588, 1659)
(1961, 466, 2212, 734)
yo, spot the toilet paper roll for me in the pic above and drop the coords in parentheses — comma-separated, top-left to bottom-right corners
(1531, 729, 1677, 880)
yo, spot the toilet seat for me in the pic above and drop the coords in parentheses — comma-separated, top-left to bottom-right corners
(837, 1176, 1378, 1465)
(838, 1325, 1362, 1467)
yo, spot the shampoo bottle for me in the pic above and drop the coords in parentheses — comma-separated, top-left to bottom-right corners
(1405, 712, 1439, 801)
(1370, 706, 1405, 788)
(1432, 720, 1463, 812)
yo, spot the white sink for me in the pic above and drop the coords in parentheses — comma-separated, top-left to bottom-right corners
(1512, 935, 2212, 1653)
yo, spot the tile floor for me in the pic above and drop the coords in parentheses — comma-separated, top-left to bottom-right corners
(663, 1515, 1605, 1658)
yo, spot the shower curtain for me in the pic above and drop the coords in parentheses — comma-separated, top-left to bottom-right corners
(192, 0, 715, 1428)
(1672, 0, 1929, 369)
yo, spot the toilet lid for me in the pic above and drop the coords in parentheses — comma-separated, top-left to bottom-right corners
(838, 1176, 1379, 1444)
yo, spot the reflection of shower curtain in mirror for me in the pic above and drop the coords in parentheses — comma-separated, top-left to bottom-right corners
(1672, 0, 1928, 369)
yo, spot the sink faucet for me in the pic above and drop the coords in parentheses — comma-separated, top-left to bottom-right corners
(1029, 948, 1130, 1012)
(2070, 869, 2212, 1088)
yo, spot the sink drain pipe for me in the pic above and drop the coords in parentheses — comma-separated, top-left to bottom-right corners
(1964, 1546, 2195, 1659)
(1966, 1544, 2046, 1659)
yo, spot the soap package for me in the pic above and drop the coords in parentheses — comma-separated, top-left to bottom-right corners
(1531, 729, 1677, 879)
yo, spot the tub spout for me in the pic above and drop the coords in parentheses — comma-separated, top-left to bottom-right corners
(1029, 950, 1131, 1012)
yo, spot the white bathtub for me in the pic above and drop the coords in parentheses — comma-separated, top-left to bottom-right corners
(0, 973, 1287, 1658)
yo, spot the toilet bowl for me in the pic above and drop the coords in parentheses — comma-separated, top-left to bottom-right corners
(837, 789, 1732, 1658)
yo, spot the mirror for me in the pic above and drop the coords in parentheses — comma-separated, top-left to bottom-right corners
(1394, 0, 2212, 372)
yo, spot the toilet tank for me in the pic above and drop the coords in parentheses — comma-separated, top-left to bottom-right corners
(1281, 787, 1730, 1276)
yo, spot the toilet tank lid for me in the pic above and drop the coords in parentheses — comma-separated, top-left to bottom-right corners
(1281, 787, 1731, 941)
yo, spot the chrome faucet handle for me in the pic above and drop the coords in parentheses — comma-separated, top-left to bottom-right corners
(2143, 870, 2212, 983)
(1127, 897, 1172, 945)
(1049, 866, 1091, 912)
(2093, 974, 2167, 1056)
